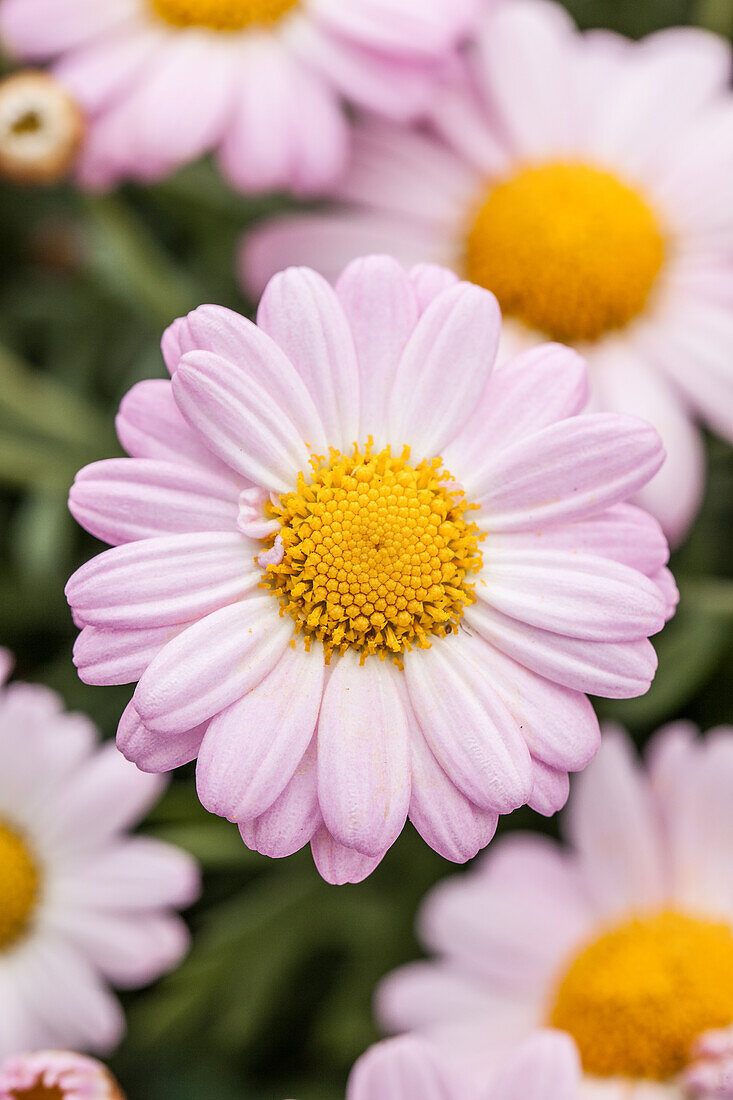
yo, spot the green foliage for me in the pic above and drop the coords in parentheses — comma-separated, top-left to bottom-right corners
(0, 3, 731, 1099)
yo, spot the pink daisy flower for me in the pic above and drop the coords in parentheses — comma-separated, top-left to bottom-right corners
(347, 1030, 580, 1100)
(378, 722, 733, 1098)
(66, 256, 673, 886)
(0, 649, 199, 1058)
(0, 1050, 124, 1100)
(0, 0, 477, 193)
(241, 0, 733, 542)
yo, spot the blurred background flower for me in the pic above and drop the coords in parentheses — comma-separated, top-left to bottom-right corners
(241, 0, 733, 545)
(0, 651, 199, 1058)
(378, 723, 733, 1096)
(0, 1, 730, 1098)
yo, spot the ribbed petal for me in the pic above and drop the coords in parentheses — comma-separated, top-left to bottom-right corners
(469, 414, 664, 528)
(69, 459, 239, 545)
(335, 255, 419, 447)
(257, 266, 360, 452)
(475, 548, 667, 641)
(388, 281, 501, 461)
(172, 351, 310, 493)
(66, 532, 259, 629)
(197, 645, 323, 821)
(465, 602, 658, 699)
(133, 596, 292, 735)
(238, 738, 321, 859)
(317, 652, 411, 858)
(405, 633, 533, 814)
(310, 825, 387, 885)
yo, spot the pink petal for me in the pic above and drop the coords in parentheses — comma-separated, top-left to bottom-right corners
(116, 701, 206, 774)
(527, 759, 570, 817)
(474, 0, 577, 159)
(310, 825, 387, 885)
(133, 596, 292, 735)
(73, 623, 188, 686)
(172, 350, 310, 493)
(335, 255, 419, 447)
(408, 263, 459, 312)
(115, 378, 236, 479)
(239, 210, 447, 300)
(56, 27, 161, 116)
(0, 0, 136, 59)
(565, 727, 667, 918)
(408, 720, 498, 864)
(256, 266, 360, 451)
(69, 459, 239, 545)
(591, 339, 705, 544)
(66, 532, 259, 629)
(219, 42, 348, 195)
(197, 645, 323, 821)
(312, 0, 475, 60)
(317, 653, 411, 858)
(465, 600, 658, 699)
(53, 835, 199, 911)
(487, 503, 668, 576)
(443, 344, 588, 476)
(405, 633, 533, 814)
(388, 281, 501, 460)
(346, 1034, 463, 1100)
(42, 742, 166, 852)
(475, 548, 667, 641)
(165, 303, 328, 452)
(239, 737, 321, 858)
(488, 1030, 580, 1100)
(469, 414, 665, 529)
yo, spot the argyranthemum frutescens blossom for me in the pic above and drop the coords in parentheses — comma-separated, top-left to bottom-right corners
(0, 649, 199, 1058)
(0, 0, 477, 193)
(347, 1031, 579, 1100)
(241, 0, 733, 543)
(0, 1050, 125, 1100)
(378, 723, 733, 1099)
(65, 257, 674, 886)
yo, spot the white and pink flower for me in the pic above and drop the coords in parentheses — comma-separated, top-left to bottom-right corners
(241, 0, 733, 542)
(347, 1031, 580, 1100)
(0, 650, 199, 1058)
(0, 0, 477, 192)
(378, 723, 733, 1100)
(66, 257, 673, 885)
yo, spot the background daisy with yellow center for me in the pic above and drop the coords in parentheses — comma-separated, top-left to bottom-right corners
(66, 255, 673, 885)
(378, 722, 733, 1099)
(0, 0, 477, 192)
(242, 0, 733, 543)
(0, 650, 198, 1058)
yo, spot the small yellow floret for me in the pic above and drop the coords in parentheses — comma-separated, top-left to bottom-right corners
(260, 441, 483, 665)
(151, 0, 298, 30)
(465, 162, 665, 343)
(0, 821, 39, 950)
(550, 911, 733, 1080)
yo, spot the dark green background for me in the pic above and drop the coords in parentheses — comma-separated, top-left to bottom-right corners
(0, 1, 731, 1096)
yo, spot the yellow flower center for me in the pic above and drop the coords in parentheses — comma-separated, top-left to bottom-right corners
(550, 911, 733, 1080)
(465, 162, 665, 343)
(151, 0, 299, 31)
(260, 442, 483, 666)
(0, 821, 40, 950)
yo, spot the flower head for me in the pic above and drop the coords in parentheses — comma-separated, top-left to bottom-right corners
(347, 1031, 579, 1100)
(241, 0, 733, 542)
(378, 722, 733, 1096)
(0, 1051, 124, 1100)
(0, 651, 199, 1057)
(0, 70, 83, 184)
(0, 0, 477, 192)
(66, 256, 672, 884)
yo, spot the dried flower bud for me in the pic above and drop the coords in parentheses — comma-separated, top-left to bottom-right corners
(0, 71, 83, 184)
(0, 1050, 125, 1100)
